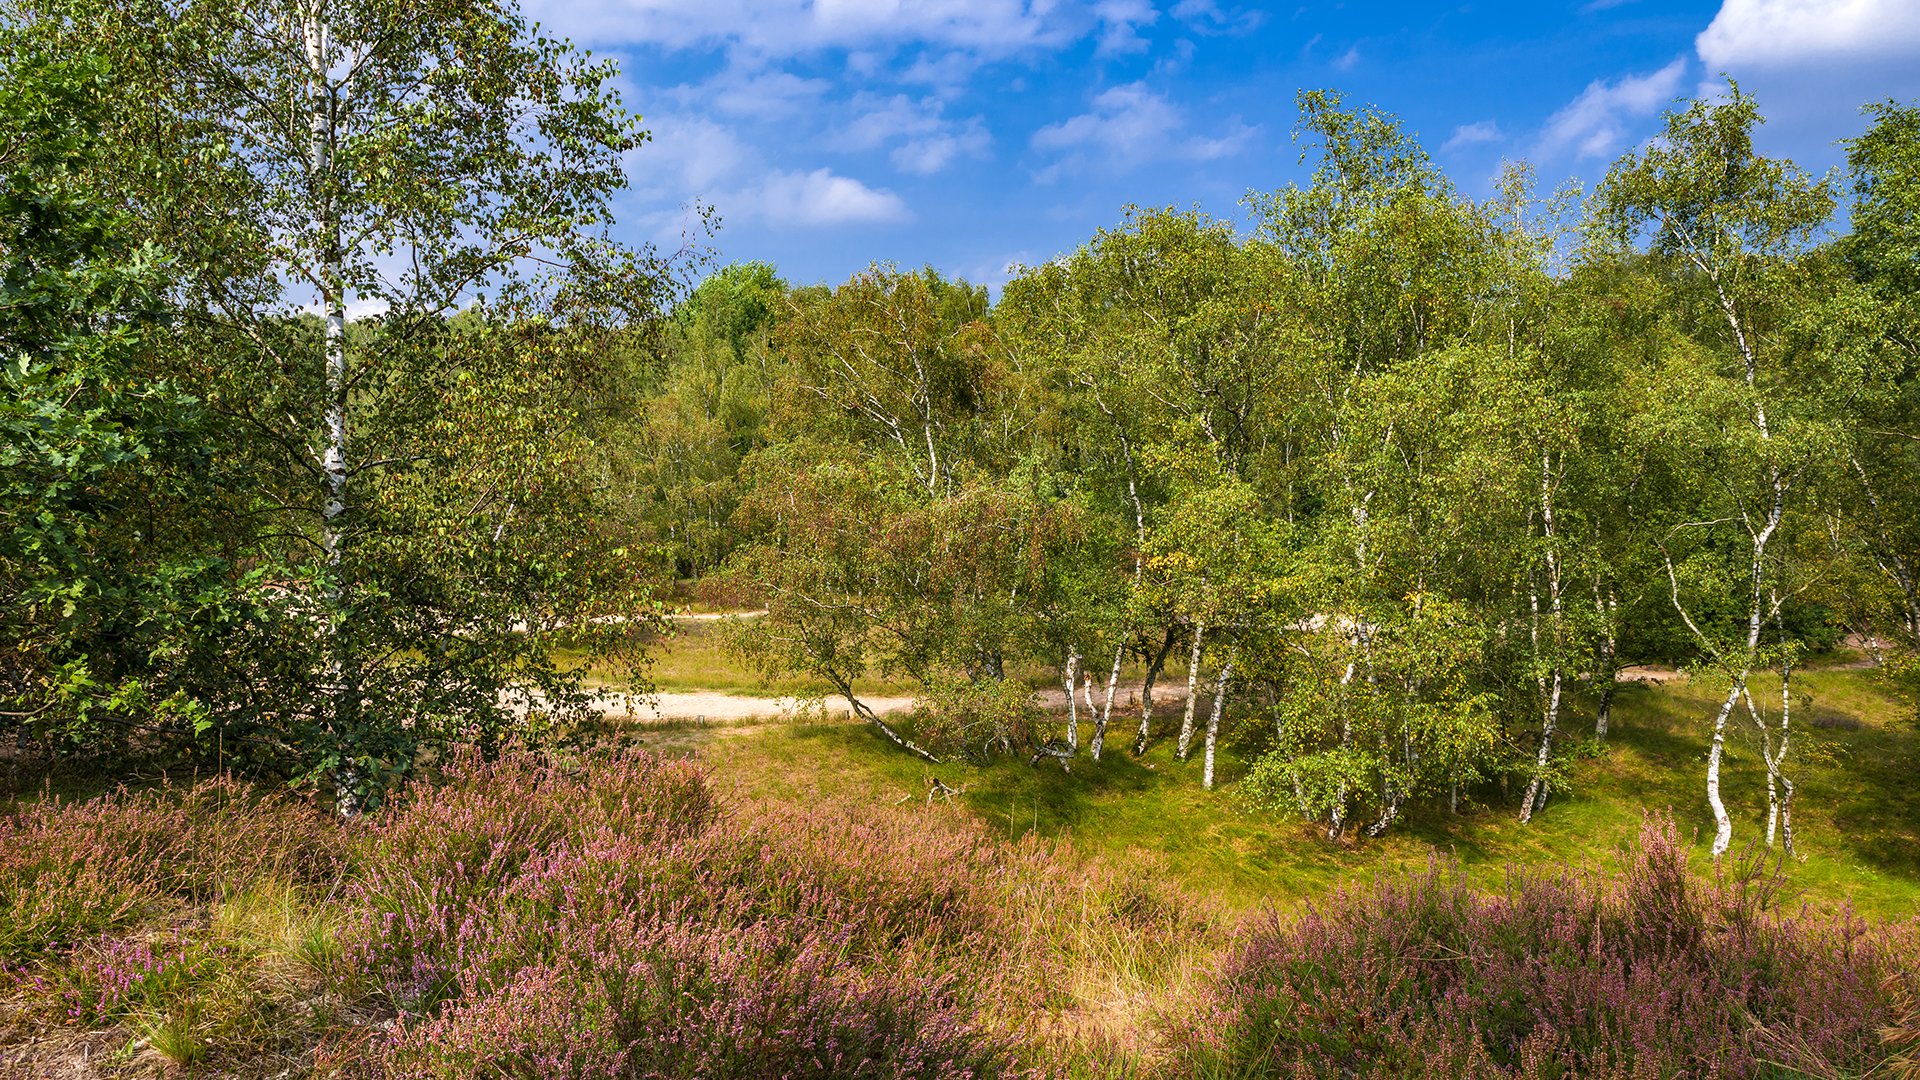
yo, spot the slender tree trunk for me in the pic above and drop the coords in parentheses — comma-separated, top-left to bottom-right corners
(1062, 647, 1080, 753)
(1519, 669, 1562, 823)
(1329, 658, 1357, 840)
(1706, 683, 1739, 856)
(1202, 647, 1236, 790)
(303, 4, 360, 816)
(1594, 581, 1619, 740)
(1522, 452, 1566, 824)
(1133, 626, 1176, 755)
(1744, 607, 1799, 856)
(829, 671, 940, 763)
(1176, 621, 1205, 760)
(1091, 643, 1122, 761)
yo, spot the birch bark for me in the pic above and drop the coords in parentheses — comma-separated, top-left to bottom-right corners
(1176, 621, 1205, 760)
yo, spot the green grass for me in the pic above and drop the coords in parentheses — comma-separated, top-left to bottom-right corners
(689, 667, 1920, 919)
(566, 619, 927, 698)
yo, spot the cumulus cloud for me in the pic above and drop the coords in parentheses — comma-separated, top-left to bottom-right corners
(1697, 0, 1920, 68)
(1031, 83, 1254, 180)
(1442, 120, 1504, 152)
(1534, 57, 1688, 161)
(838, 94, 992, 175)
(1332, 46, 1361, 72)
(730, 168, 913, 227)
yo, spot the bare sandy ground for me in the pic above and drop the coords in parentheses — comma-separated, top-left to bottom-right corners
(605, 690, 916, 722)
(603, 655, 1882, 724)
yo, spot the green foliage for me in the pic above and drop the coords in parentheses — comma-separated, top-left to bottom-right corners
(0, 0, 679, 802)
(0, 47, 243, 755)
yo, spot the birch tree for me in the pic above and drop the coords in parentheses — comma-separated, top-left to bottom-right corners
(11, 0, 668, 806)
(1597, 88, 1838, 856)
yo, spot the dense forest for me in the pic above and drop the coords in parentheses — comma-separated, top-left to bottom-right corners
(4, 0, 1920, 1074)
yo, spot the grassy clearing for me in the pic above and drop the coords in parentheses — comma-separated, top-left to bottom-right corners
(692, 666, 1920, 918)
(4, 658, 1914, 1076)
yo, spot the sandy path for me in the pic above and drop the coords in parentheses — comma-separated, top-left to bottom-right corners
(601, 663, 1749, 725)
(606, 690, 916, 722)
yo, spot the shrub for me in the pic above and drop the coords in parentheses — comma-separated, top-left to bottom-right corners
(345, 749, 1026, 1076)
(0, 775, 339, 959)
(383, 921, 1011, 1079)
(1182, 814, 1920, 1079)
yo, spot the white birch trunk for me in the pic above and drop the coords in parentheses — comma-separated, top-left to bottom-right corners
(1706, 684, 1739, 855)
(1521, 451, 1565, 824)
(303, 3, 360, 816)
(1176, 620, 1205, 760)
(1202, 648, 1236, 790)
(1062, 647, 1080, 753)
(1091, 643, 1122, 761)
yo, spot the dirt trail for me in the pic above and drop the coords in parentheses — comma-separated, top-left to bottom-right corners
(609, 664, 1773, 725)
(614, 685, 1189, 723)
(608, 690, 915, 722)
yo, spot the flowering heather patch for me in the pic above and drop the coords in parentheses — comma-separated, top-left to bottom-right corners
(345, 749, 1027, 1075)
(51, 930, 221, 1025)
(1184, 815, 1920, 1079)
(384, 922, 1007, 1079)
(0, 775, 339, 959)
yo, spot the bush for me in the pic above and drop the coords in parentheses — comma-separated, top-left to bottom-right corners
(0, 775, 339, 959)
(1182, 814, 1920, 1079)
(384, 923, 1008, 1079)
(345, 749, 1024, 1076)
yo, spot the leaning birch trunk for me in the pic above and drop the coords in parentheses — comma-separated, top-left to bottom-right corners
(1519, 668, 1562, 824)
(1062, 648, 1081, 753)
(1202, 647, 1236, 790)
(1176, 621, 1205, 760)
(1133, 627, 1175, 756)
(303, 3, 358, 816)
(829, 671, 941, 764)
(1091, 644, 1122, 760)
(1706, 683, 1740, 854)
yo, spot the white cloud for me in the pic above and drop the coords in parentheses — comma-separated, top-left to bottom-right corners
(1442, 120, 1504, 152)
(1093, 0, 1158, 56)
(628, 114, 755, 195)
(892, 124, 991, 173)
(839, 94, 992, 174)
(1534, 57, 1688, 161)
(896, 50, 982, 90)
(1031, 82, 1255, 179)
(696, 65, 833, 119)
(730, 168, 913, 226)
(1697, 0, 1920, 68)
(519, 0, 1075, 57)
(1332, 45, 1360, 71)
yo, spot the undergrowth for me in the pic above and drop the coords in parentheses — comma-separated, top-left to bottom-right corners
(1, 755, 1913, 1078)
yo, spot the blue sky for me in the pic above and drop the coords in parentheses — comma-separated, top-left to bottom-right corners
(519, 0, 1920, 292)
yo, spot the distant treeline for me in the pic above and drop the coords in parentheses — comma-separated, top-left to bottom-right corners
(640, 90, 1920, 849)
